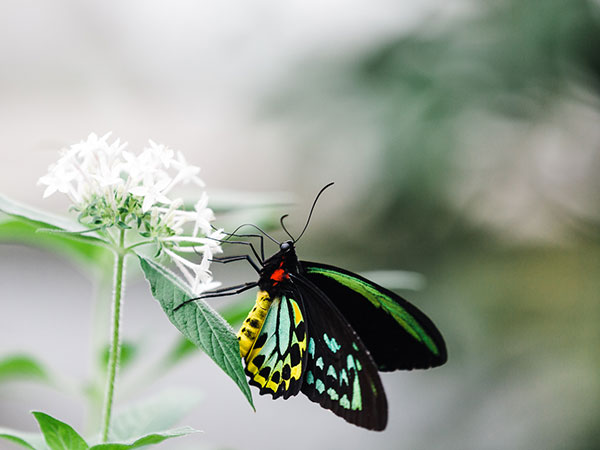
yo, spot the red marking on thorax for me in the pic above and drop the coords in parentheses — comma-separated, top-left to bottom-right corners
(270, 260, 289, 284)
(270, 268, 288, 282)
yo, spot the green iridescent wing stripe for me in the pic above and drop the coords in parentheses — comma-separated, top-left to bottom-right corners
(291, 274, 388, 431)
(244, 293, 307, 399)
(301, 261, 447, 371)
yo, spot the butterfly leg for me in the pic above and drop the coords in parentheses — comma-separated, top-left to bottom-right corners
(211, 254, 261, 273)
(173, 281, 259, 311)
(212, 224, 266, 261)
(197, 281, 259, 299)
(221, 233, 265, 262)
(208, 238, 264, 265)
(236, 234, 265, 261)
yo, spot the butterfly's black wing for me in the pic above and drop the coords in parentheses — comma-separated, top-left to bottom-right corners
(300, 261, 447, 371)
(291, 274, 388, 431)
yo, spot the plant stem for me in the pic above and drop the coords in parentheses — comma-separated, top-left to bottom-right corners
(124, 240, 155, 251)
(100, 229, 126, 443)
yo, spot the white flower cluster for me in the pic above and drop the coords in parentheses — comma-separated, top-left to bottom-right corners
(39, 132, 223, 294)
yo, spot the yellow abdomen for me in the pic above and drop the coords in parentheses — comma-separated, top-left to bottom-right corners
(237, 290, 273, 357)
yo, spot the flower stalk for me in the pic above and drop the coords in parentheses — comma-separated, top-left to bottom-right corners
(101, 229, 126, 443)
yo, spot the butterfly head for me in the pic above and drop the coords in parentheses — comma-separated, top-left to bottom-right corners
(280, 240, 294, 253)
(273, 239, 297, 267)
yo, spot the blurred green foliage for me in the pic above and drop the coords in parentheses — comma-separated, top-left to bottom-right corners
(350, 0, 600, 245)
(0, 355, 49, 384)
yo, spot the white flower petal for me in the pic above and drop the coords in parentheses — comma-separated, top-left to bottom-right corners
(41, 132, 220, 293)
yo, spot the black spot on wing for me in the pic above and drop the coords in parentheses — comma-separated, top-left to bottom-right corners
(290, 343, 301, 366)
(282, 365, 291, 380)
(251, 354, 265, 369)
(253, 332, 267, 350)
(296, 321, 306, 341)
(271, 371, 280, 384)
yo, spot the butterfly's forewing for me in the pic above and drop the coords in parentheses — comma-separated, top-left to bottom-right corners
(291, 274, 388, 431)
(244, 292, 307, 399)
(301, 262, 447, 371)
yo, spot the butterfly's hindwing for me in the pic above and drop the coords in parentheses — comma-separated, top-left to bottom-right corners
(243, 291, 307, 399)
(301, 262, 447, 371)
(292, 274, 388, 431)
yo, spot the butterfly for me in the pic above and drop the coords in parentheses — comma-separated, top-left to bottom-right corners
(178, 183, 447, 430)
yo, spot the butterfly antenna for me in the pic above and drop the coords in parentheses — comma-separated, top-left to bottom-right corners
(280, 214, 295, 241)
(293, 182, 334, 243)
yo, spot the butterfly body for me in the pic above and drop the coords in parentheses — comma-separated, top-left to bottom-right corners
(237, 290, 273, 357)
(238, 241, 307, 399)
(235, 240, 447, 431)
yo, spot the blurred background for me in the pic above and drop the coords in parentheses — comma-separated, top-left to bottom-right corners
(1, 0, 600, 449)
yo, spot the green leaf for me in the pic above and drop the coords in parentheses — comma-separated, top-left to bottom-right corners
(89, 427, 198, 449)
(0, 218, 112, 271)
(32, 412, 89, 450)
(104, 388, 203, 443)
(22, 403, 199, 450)
(137, 255, 254, 410)
(0, 427, 46, 450)
(0, 196, 113, 275)
(162, 297, 254, 367)
(0, 354, 49, 383)
(0, 195, 104, 239)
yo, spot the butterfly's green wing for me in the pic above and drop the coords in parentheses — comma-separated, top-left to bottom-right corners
(291, 274, 388, 431)
(301, 261, 447, 371)
(243, 291, 307, 399)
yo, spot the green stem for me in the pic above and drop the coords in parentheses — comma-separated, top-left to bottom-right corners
(124, 240, 155, 251)
(100, 229, 126, 443)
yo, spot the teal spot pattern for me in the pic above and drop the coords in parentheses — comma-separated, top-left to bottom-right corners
(347, 354, 356, 371)
(327, 365, 337, 379)
(340, 394, 350, 409)
(340, 369, 349, 385)
(327, 388, 339, 401)
(323, 333, 342, 353)
(316, 357, 324, 370)
(351, 373, 362, 410)
(315, 379, 325, 394)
